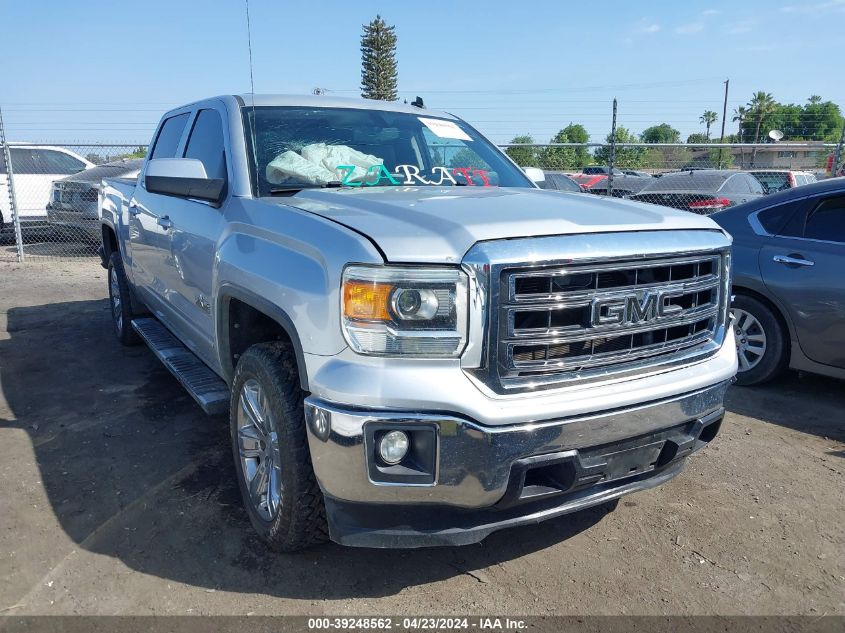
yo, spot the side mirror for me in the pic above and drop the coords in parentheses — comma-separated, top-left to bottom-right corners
(145, 158, 225, 203)
(523, 167, 545, 186)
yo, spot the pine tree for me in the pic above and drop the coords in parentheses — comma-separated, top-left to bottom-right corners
(360, 15, 398, 101)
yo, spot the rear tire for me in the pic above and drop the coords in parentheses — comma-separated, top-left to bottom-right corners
(731, 293, 788, 386)
(107, 251, 140, 346)
(230, 342, 328, 551)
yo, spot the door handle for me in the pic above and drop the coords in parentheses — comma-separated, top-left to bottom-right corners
(773, 254, 814, 267)
(156, 216, 173, 230)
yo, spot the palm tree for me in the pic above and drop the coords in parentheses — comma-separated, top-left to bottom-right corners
(747, 91, 776, 167)
(808, 95, 822, 105)
(733, 106, 748, 168)
(700, 110, 718, 140)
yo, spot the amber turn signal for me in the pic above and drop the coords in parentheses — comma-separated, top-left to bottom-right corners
(343, 280, 393, 321)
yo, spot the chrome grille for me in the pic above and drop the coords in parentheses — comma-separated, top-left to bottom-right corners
(496, 252, 726, 388)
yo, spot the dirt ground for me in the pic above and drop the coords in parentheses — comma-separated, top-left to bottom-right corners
(0, 259, 842, 616)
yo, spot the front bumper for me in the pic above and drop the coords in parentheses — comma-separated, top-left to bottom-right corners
(305, 379, 729, 547)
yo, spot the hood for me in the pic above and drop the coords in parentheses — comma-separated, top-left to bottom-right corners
(277, 186, 722, 263)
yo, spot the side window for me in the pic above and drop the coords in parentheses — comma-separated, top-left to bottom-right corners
(183, 109, 227, 181)
(804, 196, 845, 243)
(38, 150, 87, 175)
(747, 175, 763, 194)
(151, 113, 190, 159)
(758, 200, 804, 235)
(8, 148, 39, 174)
(719, 177, 742, 193)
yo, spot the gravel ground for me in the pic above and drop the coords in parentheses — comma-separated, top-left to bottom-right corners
(0, 259, 842, 616)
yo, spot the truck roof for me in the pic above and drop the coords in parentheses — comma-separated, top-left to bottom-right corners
(232, 94, 457, 118)
(167, 94, 456, 119)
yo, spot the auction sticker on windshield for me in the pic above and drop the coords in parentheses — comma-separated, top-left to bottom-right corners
(418, 117, 472, 141)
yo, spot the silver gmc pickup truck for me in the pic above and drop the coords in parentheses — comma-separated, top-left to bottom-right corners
(99, 94, 737, 550)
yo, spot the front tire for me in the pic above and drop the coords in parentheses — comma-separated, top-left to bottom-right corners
(107, 251, 140, 346)
(731, 294, 788, 386)
(230, 342, 328, 551)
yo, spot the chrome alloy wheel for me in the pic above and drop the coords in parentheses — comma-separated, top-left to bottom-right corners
(237, 378, 282, 521)
(110, 266, 123, 334)
(732, 308, 767, 373)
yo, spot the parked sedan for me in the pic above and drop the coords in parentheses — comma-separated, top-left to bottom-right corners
(712, 178, 845, 384)
(46, 158, 143, 240)
(630, 169, 765, 214)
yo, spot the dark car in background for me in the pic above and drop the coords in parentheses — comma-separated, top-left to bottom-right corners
(539, 171, 584, 192)
(587, 174, 652, 198)
(630, 169, 765, 214)
(581, 165, 623, 175)
(46, 158, 143, 240)
(712, 178, 845, 385)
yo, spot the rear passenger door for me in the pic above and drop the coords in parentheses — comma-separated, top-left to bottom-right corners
(155, 106, 229, 369)
(129, 111, 192, 306)
(759, 193, 845, 369)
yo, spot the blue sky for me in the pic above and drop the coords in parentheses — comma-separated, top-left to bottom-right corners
(2, 0, 843, 144)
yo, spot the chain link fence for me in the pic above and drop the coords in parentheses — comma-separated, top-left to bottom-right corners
(1, 138, 842, 263)
(0, 141, 144, 262)
(503, 141, 842, 212)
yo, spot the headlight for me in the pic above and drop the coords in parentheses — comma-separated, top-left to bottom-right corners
(341, 265, 468, 357)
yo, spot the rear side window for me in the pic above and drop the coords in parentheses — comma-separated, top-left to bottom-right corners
(757, 200, 804, 234)
(746, 175, 763, 194)
(5, 148, 84, 174)
(720, 176, 747, 194)
(804, 196, 845, 243)
(151, 113, 190, 159)
(39, 150, 86, 174)
(184, 109, 227, 181)
(8, 148, 40, 174)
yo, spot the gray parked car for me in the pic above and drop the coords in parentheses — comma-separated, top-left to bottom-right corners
(630, 170, 766, 213)
(47, 158, 143, 240)
(712, 178, 845, 384)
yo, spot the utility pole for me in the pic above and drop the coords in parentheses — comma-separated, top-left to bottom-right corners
(718, 79, 729, 168)
(607, 98, 617, 198)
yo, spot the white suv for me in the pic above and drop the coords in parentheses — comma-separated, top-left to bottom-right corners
(0, 144, 93, 232)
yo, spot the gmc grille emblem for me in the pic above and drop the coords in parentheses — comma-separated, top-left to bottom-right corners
(590, 287, 684, 327)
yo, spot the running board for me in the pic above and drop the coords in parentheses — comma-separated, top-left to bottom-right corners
(131, 318, 230, 415)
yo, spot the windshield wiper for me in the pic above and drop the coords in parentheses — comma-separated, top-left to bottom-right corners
(268, 181, 345, 195)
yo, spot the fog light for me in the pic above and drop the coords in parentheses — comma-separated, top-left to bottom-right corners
(378, 430, 409, 464)
(305, 404, 331, 441)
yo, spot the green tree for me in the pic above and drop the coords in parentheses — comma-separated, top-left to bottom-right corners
(686, 133, 710, 144)
(593, 126, 645, 168)
(449, 147, 490, 170)
(800, 98, 843, 141)
(747, 91, 776, 166)
(505, 134, 538, 167)
(700, 110, 718, 140)
(640, 123, 681, 143)
(360, 15, 398, 101)
(808, 94, 822, 105)
(539, 123, 591, 170)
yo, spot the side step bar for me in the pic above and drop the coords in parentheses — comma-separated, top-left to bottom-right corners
(131, 318, 230, 415)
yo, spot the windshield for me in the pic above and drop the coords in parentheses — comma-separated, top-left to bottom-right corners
(242, 106, 531, 195)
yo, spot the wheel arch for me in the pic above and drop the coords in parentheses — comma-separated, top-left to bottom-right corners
(217, 284, 309, 392)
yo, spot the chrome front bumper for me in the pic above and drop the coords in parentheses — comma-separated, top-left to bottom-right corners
(305, 379, 729, 547)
